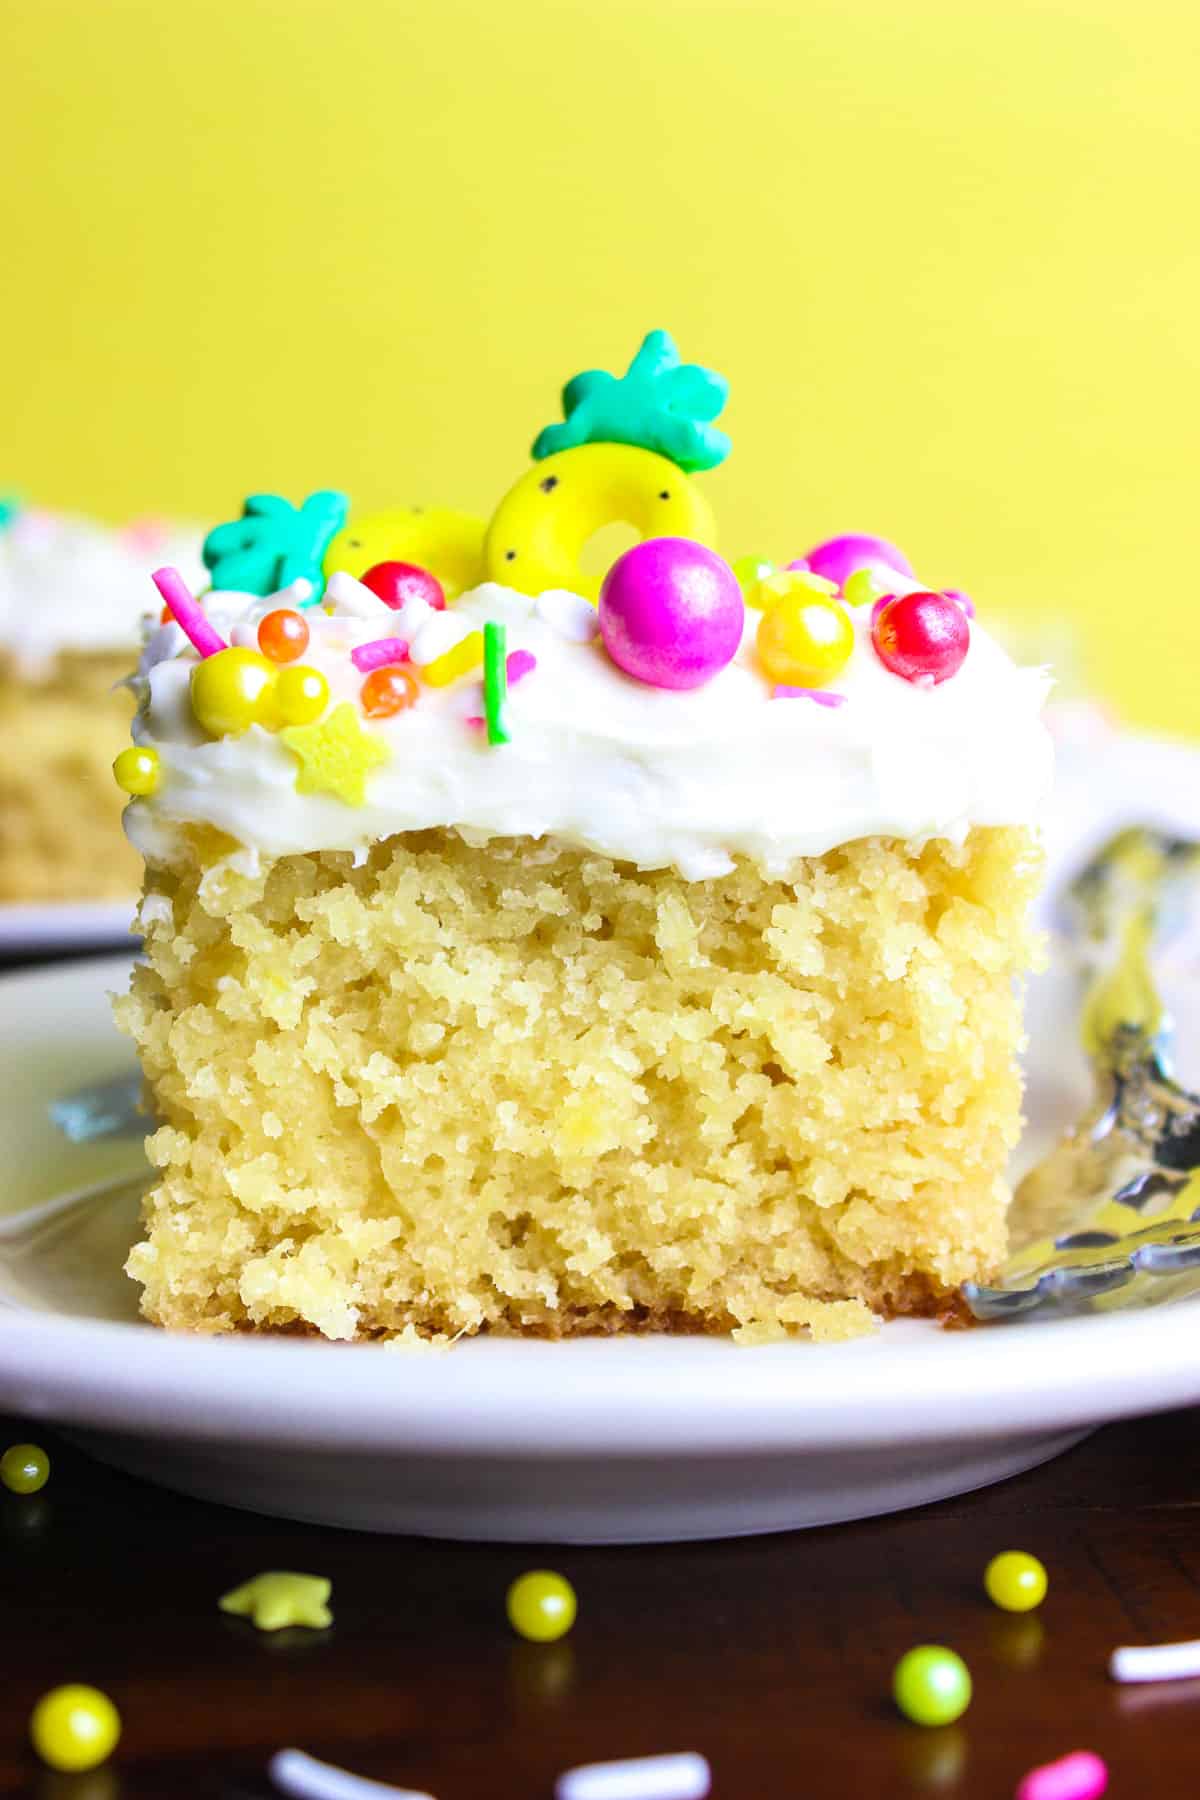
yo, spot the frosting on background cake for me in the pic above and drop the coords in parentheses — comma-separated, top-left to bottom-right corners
(0, 503, 204, 901)
(0, 506, 204, 677)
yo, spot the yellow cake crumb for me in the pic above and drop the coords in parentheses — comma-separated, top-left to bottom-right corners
(116, 825, 1041, 1342)
(0, 652, 140, 901)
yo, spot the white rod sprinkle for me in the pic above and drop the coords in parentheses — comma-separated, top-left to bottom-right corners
(555, 1752, 712, 1800)
(1109, 1638, 1200, 1684)
(268, 1748, 435, 1800)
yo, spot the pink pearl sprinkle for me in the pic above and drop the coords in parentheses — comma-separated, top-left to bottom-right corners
(1016, 1751, 1108, 1800)
(351, 636, 409, 673)
(772, 685, 847, 708)
(152, 566, 226, 658)
(507, 649, 537, 684)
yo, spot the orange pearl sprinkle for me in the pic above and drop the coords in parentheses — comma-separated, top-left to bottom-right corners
(360, 663, 420, 718)
(257, 608, 310, 664)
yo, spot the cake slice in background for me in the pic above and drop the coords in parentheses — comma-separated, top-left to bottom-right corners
(112, 334, 1053, 1343)
(0, 503, 204, 902)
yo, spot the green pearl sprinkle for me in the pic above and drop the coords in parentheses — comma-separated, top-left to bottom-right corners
(1, 1443, 50, 1495)
(484, 620, 510, 746)
(893, 1645, 972, 1727)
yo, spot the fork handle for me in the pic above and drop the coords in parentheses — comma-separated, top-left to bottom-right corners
(1066, 827, 1199, 1070)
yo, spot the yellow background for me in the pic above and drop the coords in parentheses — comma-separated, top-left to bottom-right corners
(3, 0, 1198, 732)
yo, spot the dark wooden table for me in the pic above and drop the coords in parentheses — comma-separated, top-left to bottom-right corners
(4, 1404, 1200, 1799)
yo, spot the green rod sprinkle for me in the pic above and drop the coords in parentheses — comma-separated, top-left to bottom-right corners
(483, 620, 511, 747)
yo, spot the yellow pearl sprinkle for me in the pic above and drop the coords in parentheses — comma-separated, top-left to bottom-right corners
(273, 664, 330, 727)
(30, 1685, 122, 1773)
(759, 568, 838, 602)
(506, 1570, 577, 1642)
(421, 630, 484, 688)
(190, 647, 277, 737)
(113, 746, 161, 797)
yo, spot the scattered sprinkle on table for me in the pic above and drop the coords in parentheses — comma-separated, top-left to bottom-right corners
(30, 1684, 121, 1773)
(220, 1572, 332, 1632)
(1, 1441, 50, 1494)
(892, 1645, 972, 1726)
(555, 1751, 711, 1800)
(269, 1748, 435, 1800)
(506, 1569, 577, 1641)
(984, 1550, 1048, 1613)
(1015, 1749, 1108, 1800)
(1109, 1635, 1200, 1683)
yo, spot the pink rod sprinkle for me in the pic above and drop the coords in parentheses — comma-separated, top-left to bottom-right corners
(943, 587, 976, 618)
(1016, 1750, 1108, 1800)
(507, 649, 537, 684)
(351, 637, 410, 673)
(465, 715, 485, 728)
(152, 566, 226, 658)
(772, 685, 847, 708)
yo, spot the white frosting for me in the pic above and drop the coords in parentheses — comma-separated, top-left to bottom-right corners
(0, 508, 205, 677)
(125, 572, 1053, 880)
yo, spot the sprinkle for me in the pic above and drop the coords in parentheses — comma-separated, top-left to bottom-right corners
(152, 566, 227, 658)
(393, 594, 437, 641)
(113, 745, 161, 797)
(943, 587, 976, 618)
(532, 329, 730, 474)
(421, 630, 485, 688)
(771, 685, 847, 707)
(220, 1572, 332, 1632)
(352, 637, 410, 673)
(555, 1753, 711, 1800)
(1015, 1750, 1108, 1800)
(535, 589, 600, 642)
(483, 621, 510, 746)
(281, 704, 389, 806)
(507, 648, 537, 684)
(324, 570, 392, 620)
(410, 612, 472, 667)
(1, 1442, 50, 1494)
(202, 490, 348, 601)
(1110, 1638, 1200, 1683)
(269, 1748, 435, 1800)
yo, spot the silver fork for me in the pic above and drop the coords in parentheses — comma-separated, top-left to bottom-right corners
(963, 824, 1200, 1320)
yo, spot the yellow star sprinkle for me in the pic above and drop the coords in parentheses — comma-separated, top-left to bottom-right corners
(280, 701, 388, 806)
(219, 1571, 333, 1632)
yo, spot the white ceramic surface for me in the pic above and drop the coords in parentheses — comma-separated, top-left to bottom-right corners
(0, 899, 136, 956)
(1, 730, 1200, 1543)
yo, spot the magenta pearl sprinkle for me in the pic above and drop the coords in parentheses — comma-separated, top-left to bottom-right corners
(790, 533, 914, 592)
(599, 538, 744, 690)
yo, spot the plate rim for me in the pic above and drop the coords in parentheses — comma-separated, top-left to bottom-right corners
(6, 731, 1200, 1463)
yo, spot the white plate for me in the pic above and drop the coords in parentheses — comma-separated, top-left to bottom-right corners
(0, 899, 136, 956)
(1, 729, 1200, 1545)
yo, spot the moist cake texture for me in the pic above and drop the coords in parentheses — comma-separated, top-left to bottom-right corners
(113, 331, 1053, 1342)
(120, 823, 1039, 1342)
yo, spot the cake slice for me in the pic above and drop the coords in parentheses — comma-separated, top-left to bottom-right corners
(114, 336, 1051, 1342)
(0, 505, 202, 901)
